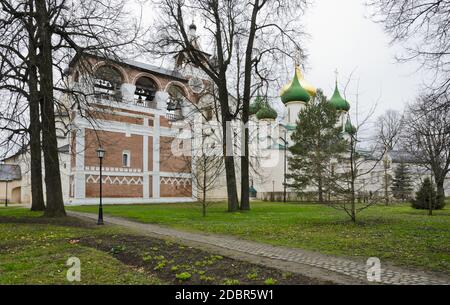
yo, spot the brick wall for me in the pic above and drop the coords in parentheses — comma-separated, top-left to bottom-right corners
(90, 111, 144, 125)
(160, 181, 192, 197)
(160, 136, 191, 173)
(85, 129, 143, 169)
(86, 179, 143, 198)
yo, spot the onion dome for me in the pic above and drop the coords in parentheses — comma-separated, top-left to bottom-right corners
(250, 95, 264, 116)
(256, 101, 278, 120)
(189, 22, 197, 31)
(280, 66, 317, 98)
(280, 67, 311, 104)
(344, 117, 357, 134)
(329, 81, 350, 112)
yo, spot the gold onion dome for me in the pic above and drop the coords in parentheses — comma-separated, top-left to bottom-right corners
(280, 66, 316, 104)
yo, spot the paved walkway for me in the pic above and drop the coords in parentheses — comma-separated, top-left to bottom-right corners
(69, 211, 449, 285)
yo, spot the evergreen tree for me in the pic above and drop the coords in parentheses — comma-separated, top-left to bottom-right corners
(287, 90, 345, 202)
(412, 177, 444, 215)
(391, 161, 413, 201)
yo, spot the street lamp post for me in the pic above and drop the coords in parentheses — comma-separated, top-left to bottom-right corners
(96, 147, 105, 225)
(5, 179, 10, 207)
(279, 130, 288, 203)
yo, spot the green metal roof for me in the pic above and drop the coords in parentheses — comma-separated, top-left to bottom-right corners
(250, 95, 264, 116)
(345, 117, 357, 134)
(329, 82, 350, 111)
(256, 101, 278, 120)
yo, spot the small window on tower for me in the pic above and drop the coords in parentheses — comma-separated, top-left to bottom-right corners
(122, 150, 131, 167)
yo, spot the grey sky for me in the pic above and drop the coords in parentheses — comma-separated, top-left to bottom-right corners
(139, 0, 425, 122)
(303, 0, 424, 119)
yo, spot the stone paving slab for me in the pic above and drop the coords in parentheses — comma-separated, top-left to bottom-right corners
(69, 211, 450, 285)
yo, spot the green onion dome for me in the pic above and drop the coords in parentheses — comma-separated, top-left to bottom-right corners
(256, 101, 278, 120)
(250, 95, 264, 116)
(345, 117, 357, 134)
(280, 68, 311, 104)
(329, 81, 350, 112)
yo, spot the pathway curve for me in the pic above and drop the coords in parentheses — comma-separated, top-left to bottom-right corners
(68, 211, 449, 285)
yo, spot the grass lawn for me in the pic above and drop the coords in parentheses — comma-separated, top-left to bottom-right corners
(0, 207, 326, 285)
(68, 201, 450, 275)
(0, 207, 161, 284)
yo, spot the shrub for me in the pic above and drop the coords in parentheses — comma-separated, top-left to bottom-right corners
(411, 178, 445, 210)
(264, 278, 277, 285)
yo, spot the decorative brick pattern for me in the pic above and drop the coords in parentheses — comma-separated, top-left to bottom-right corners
(86, 175, 143, 185)
(160, 176, 192, 197)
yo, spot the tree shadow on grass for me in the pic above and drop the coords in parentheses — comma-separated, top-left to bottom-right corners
(0, 215, 97, 228)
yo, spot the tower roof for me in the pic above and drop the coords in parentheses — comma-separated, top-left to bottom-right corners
(280, 66, 316, 97)
(250, 95, 264, 116)
(329, 80, 350, 112)
(189, 22, 197, 31)
(256, 101, 278, 120)
(345, 116, 357, 134)
(280, 67, 311, 104)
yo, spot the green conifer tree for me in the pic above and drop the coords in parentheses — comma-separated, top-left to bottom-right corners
(287, 90, 345, 202)
(391, 161, 413, 201)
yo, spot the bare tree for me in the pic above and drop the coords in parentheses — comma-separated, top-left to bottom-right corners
(0, 0, 145, 216)
(375, 109, 404, 204)
(151, 0, 309, 212)
(401, 93, 450, 210)
(0, 0, 45, 211)
(187, 120, 224, 216)
(324, 76, 387, 222)
(376, 110, 404, 151)
(368, 0, 450, 104)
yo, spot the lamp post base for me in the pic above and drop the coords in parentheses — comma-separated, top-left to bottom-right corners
(97, 207, 104, 225)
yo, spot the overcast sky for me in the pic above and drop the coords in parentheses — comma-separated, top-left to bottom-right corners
(302, 0, 424, 119)
(141, 0, 426, 122)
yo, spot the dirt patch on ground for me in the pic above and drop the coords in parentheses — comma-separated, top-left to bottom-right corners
(78, 234, 332, 285)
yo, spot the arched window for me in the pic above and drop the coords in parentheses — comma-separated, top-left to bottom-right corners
(93, 65, 123, 101)
(122, 150, 130, 167)
(166, 84, 186, 121)
(134, 76, 157, 108)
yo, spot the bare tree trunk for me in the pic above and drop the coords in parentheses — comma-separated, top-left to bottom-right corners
(240, 125, 250, 210)
(202, 157, 207, 217)
(27, 0, 45, 211)
(350, 136, 356, 223)
(384, 162, 389, 205)
(222, 110, 239, 212)
(202, 198, 206, 217)
(436, 178, 445, 210)
(35, 0, 65, 217)
(318, 175, 323, 203)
